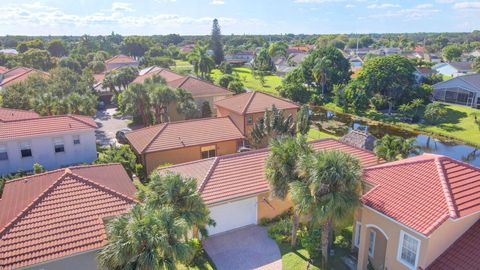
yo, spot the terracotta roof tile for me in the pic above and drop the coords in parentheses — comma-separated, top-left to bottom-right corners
(0, 67, 49, 87)
(215, 91, 299, 115)
(0, 108, 40, 122)
(426, 220, 480, 270)
(125, 117, 244, 154)
(159, 138, 382, 205)
(0, 164, 136, 269)
(0, 67, 8, 74)
(362, 154, 480, 236)
(104, 54, 137, 64)
(168, 76, 232, 97)
(134, 67, 184, 84)
(0, 115, 97, 140)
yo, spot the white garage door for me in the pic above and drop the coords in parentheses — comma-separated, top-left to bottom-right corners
(207, 197, 257, 235)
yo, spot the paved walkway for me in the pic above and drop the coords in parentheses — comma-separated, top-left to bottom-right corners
(203, 226, 282, 270)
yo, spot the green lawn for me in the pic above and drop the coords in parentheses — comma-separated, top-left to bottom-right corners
(211, 67, 283, 95)
(323, 102, 480, 147)
(307, 128, 339, 141)
(278, 242, 349, 270)
(173, 59, 193, 74)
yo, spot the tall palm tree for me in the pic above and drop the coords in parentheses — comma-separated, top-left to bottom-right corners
(97, 205, 193, 270)
(121, 83, 151, 126)
(188, 42, 215, 79)
(265, 136, 313, 247)
(138, 172, 215, 238)
(175, 88, 198, 119)
(251, 105, 296, 148)
(374, 134, 419, 161)
(291, 150, 363, 266)
(312, 56, 333, 96)
(146, 77, 177, 124)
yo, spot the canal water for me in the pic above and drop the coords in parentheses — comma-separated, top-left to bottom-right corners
(312, 107, 480, 167)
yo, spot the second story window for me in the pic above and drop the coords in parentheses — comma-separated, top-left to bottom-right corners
(20, 142, 32, 158)
(0, 145, 8, 161)
(54, 138, 65, 153)
(397, 230, 420, 270)
(247, 116, 253, 125)
(368, 230, 376, 257)
(73, 135, 81, 145)
(201, 145, 216, 159)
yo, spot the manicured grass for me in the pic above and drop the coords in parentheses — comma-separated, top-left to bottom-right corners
(307, 128, 339, 141)
(211, 67, 283, 95)
(323, 102, 480, 147)
(177, 252, 215, 270)
(278, 243, 349, 270)
(173, 59, 193, 74)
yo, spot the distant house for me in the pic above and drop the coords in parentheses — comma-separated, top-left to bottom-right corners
(432, 62, 474, 77)
(287, 44, 314, 54)
(215, 91, 300, 138)
(0, 48, 18, 55)
(426, 53, 442, 64)
(0, 67, 49, 88)
(179, 43, 195, 54)
(104, 54, 138, 71)
(126, 117, 244, 173)
(225, 51, 254, 65)
(134, 66, 233, 119)
(0, 164, 136, 270)
(158, 138, 382, 236)
(433, 73, 480, 108)
(0, 113, 98, 176)
(0, 66, 8, 74)
(354, 154, 480, 270)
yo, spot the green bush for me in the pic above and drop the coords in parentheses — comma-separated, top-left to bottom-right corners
(298, 225, 322, 259)
(267, 217, 292, 243)
(187, 238, 204, 266)
(219, 61, 233, 74)
(370, 94, 388, 110)
(334, 226, 353, 248)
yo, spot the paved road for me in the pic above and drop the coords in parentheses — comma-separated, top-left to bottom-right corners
(203, 226, 282, 270)
(94, 107, 132, 146)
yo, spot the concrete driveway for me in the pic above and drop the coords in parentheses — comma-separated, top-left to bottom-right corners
(94, 107, 133, 146)
(203, 226, 282, 270)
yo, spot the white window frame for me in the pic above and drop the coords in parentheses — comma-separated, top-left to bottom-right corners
(368, 230, 376, 257)
(397, 230, 421, 270)
(354, 222, 361, 248)
(20, 141, 32, 158)
(73, 135, 81, 145)
(54, 138, 65, 153)
(0, 144, 8, 161)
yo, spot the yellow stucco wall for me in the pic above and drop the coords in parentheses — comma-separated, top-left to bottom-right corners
(257, 192, 293, 221)
(144, 139, 240, 173)
(355, 206, 480, 270)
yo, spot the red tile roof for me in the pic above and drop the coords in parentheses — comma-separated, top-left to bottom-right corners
(125, 117, 244, 154)
(0, 164, 136, 270)
(426, 220, 480, 270)
(134, 67, 184, 84)
(104, 54, 137, 64)
(0, 67, 49, 87)
(159, 138, 382, 205)
(0, 67, 8, 74)
(0, 115, 97, 140)
(362, 154, 480, 236)
(0, 108, 40, 122)
(215, 91, 299, 115)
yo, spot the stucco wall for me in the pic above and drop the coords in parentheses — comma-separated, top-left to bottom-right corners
(22, 250, 101, 270)
(0, 131, 97, 176)
(217, 107, 245, 134)
(144, 139, 240, 173)
(257, 192, 293, 221)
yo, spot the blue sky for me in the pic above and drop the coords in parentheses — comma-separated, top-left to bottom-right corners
(0, 0, 479, 35)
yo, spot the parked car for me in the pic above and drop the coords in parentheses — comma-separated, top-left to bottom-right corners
(115, 128, 132, 144)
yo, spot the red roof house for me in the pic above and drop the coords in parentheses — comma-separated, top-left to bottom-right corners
(104, 54, 138, 71)
(0, 164, 136, 269)
(0, 67, 49, 87)
(0, 108, 40, 122)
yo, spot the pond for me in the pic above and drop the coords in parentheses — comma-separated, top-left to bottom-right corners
(312, 107, 480, 167)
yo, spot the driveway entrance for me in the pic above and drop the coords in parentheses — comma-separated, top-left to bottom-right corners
(203, 225, 281, 270)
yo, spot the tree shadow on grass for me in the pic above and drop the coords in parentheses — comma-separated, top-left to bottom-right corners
(442, 105, 468, 125)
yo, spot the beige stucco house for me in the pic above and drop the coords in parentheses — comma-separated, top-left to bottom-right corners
(353, 154, 480, 270)
(125, 117, 244, 174)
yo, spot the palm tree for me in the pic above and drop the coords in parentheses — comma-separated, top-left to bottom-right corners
(291, 150, 363, 266)
(121, 83, 151, 126)
(97, 205, 193, 270)
(312, 56, 332, 96)
(374, 134, 419, 161)
(146, 76, 177, 124)
(251, 105, 296, 148)
(137, 172, 215, 238)
(265, 136, 313, 247)
(188, 41, 215, 79)
(175, 88, 198, 119)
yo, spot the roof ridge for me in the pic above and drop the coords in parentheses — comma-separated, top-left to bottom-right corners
(0, 171, 68, 238)
(434, 157, 459, 219)
(241, 91, 257, 115)
(198, 157, 220, 193)
(365, 154, 439, 171)
(458, 74, 480, 91)
(158, 157, 217, 171)
(141, 123, 169, 153)
(68, 115, 97, 128)
(0, 114, 92, 124)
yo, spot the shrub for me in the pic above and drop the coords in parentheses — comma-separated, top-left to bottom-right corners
(334, 226, 353, 249)
(424, 102, 448, 124)
(267, 217, 292, 243)
(370, 94, 388, 110)
(298, 225, 322, 259)
(201, 101, 212, 118)
(227, 80, 246, 94)
(217, 74, 235, 88)
(219, 61, 233, 74)
(187, 238, 204, 266)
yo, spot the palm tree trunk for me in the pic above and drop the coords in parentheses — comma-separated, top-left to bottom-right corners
(321, 219, 332, 268)
(291, 212, 299, 247)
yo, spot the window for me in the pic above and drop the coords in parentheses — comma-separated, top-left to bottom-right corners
(246, 116, 253, 125)
(54, 138, 65, 153)
(0, 145, 8, 161)
(354, 222, 361, 248)
(368, 230, 376, 257)
(397, 231, 420, 270)
(20, 142, 32, 158)
(73, 135, 81, 145)
(201, 145, 216, 159)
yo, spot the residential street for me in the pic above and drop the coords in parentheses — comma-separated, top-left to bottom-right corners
(94, 107, 132, 146)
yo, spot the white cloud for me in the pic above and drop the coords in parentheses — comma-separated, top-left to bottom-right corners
(345, 4, 356, 8)
(367, 3, 400, 9)
(210, 0, 225, 4)
(453, 2, 480, 9)
(415, 3, 434, 8)
(111, 2, 134, 12)
(362, 6, 440, 19)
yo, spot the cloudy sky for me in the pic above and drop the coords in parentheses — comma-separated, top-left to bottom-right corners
(0, 0, 479, 35)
